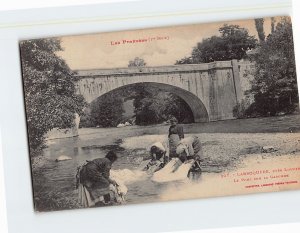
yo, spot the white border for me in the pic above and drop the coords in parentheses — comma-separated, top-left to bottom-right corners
(1, 1, 300, 233)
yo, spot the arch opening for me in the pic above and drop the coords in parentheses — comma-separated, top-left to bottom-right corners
(79, 82, 209, 128)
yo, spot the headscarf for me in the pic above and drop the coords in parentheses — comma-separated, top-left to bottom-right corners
(150, 142, 166, 152)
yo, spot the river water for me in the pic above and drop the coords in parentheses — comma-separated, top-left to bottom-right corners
(33, 127, 192, 211)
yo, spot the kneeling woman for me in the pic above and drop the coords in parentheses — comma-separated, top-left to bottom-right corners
(143, 141, 170, 172)
(176, 136, 203, 179)
(176, 136, 203, 162)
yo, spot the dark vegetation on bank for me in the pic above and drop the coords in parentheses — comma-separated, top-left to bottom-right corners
(233, 18, 298, 119)
(20, 39, 86, 156)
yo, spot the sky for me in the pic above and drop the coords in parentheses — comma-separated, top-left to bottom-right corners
(56, 17, 277, 70)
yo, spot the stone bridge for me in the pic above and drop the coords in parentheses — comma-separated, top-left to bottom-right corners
(75, 60, 246, 122)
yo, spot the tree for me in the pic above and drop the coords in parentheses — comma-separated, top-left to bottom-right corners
(175, 50, 204, 64)
(175, 56, 194, 65)
(271, 17, 276, 33)
(128, 57, 146, 67)
(255, 18, 266, 42)
(133, 84, 194, 125)
(176, 24, 257, 64)
(246, 18, 298, 116)
(20, 38, 86, 154)
(89, 93, 124, 127)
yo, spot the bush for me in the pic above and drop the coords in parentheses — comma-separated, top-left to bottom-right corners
(246, 17, 298, 117)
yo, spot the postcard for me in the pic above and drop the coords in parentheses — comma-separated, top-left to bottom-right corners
(19, 16, 300, 212)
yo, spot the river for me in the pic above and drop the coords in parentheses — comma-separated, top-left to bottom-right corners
(33, 126, 191, 211)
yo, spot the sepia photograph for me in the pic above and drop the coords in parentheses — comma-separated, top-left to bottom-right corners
(19, 16, 300, 212)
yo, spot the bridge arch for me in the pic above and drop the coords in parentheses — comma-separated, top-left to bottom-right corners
(87, 82, 209, 123)
(76, 61, 244, 122)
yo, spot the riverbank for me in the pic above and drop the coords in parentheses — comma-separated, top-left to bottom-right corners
(78, 114, 300, 137)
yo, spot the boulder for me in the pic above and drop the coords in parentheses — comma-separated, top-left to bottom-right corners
(124, 122, 131, 126)
(117, 123, 125, 128)
(261, 146, 278, 153)
(55, 155, 72, 162)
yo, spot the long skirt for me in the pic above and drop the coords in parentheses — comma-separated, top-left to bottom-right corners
(78, 184, 101, 207)
(78, 183, 110, 207)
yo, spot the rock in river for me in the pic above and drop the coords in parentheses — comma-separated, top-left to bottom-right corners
(55, 155, 72, 162)
(261, 146, 278, 153)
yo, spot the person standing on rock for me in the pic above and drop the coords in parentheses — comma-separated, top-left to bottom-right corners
(77, 151, 118, 207)
(168, 116, 184, 158)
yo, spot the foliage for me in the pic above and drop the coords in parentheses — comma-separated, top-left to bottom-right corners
(89, 93, 124, 127)
(176, 24, 257, 64)
(163, 94, 194, 123)
(20, 39, 86, 153)
(133, 85, 194, 125)
(175, 56, 194, 65)
(233, 98, 252, 119)
(246, 18, 298, 117)
(255, 18, 266, 42)
(128, 57, 146, 67)
(271, 17, 276, 33)
(78, 109, 94, 128)
(80, 85, 139, 128)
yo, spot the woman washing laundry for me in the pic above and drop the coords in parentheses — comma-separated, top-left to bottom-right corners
(176, 136, 203, 179)
(149, 141, 170, 163)
(76, 151, 125, 207)
(142, 140, 170, 173)
(176, 136, 203, 162)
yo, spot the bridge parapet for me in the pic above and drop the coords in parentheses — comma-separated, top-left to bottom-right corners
(74, 60, 233, 77)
